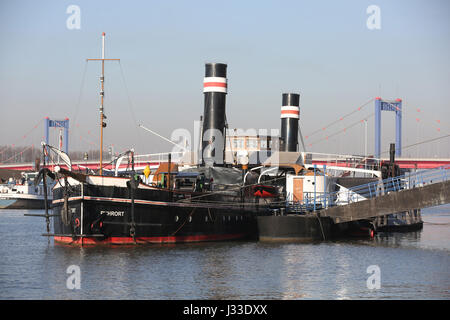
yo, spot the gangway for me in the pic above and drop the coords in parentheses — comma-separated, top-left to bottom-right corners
(317, 165, 450, 223)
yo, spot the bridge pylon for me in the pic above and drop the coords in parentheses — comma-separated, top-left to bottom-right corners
(44, 117, 69, 154)
(375, 97, 402, 158)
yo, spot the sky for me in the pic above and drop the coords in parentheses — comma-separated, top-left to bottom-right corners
(0, 0, 449, 159)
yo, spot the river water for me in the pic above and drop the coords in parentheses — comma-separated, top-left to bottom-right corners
(0, 205, 449, 300)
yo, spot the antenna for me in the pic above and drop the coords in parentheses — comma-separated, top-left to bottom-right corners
(87, 32, 120, 175)
(138, 124, 188, 152)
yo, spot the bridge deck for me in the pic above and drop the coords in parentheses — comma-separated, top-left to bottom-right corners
(322, 180, 450, 223)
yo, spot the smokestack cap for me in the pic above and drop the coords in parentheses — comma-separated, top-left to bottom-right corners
(282, 93, 300, 107)
(205, 63, 227, 77)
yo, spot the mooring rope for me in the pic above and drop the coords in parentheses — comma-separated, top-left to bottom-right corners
(171, 208, 197, 236)
(315, 212, 327, 241)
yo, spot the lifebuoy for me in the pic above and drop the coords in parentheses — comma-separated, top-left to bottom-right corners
(75, 218, 80, 228)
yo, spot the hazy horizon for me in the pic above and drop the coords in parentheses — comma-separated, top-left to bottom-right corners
(1, 0, 449, 159)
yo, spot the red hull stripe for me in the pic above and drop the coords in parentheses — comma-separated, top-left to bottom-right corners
(52, 195, 246, 210)
(54, 233, 246, 245)
(52, 196, 168, 206)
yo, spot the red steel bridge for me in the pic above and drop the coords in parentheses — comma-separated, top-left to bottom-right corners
(1, 157, 450, 172)
(312, 158, 450, 170)
(1, 97, 449, 173)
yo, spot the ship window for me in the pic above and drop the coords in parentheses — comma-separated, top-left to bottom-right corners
(260, 140, 267, 149)
(233, 138, 245, 150)
(205, 216, 208, 222)
(188, 216, 192, 223)
(175, 215, 179, 222)
(247, 138, 258, 150)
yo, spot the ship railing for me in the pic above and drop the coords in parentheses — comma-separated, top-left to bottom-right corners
(286, 194, 326, 213)
(114, 151, 185, 176)
(302, 151, 382, 171)
(286, 164, 450, 211)
(133, 152, 185, 164)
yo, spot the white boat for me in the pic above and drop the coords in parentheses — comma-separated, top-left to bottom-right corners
(0, 172, 53, 209)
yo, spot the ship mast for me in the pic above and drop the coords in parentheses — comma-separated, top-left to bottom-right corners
(87, 32, 120, 175)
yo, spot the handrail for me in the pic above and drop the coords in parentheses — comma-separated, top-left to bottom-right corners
(114, 151, 185, 176)
(287, 165, 450, 211)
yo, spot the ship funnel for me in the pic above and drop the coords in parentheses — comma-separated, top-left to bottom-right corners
(280, 93, 300, 152)
(201, 63, 228, 166)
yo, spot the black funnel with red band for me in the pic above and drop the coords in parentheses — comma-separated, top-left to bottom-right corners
(280, 93, 300, 152)
(202, 63, 228, 166)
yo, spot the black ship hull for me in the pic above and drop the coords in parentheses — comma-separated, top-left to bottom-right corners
(257, 215, 334, 241)
(374, 210, 423, 232)
(51, 176, 263, 245)
(257, 214, 376, 241)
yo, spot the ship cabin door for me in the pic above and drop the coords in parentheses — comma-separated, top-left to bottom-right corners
(292, 177, 303, 202)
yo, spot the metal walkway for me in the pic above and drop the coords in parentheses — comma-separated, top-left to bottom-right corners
(319, 165, 450, 223)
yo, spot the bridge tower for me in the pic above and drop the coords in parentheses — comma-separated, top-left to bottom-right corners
(45, 117, 69, 154)
(375, 97, 402, 158)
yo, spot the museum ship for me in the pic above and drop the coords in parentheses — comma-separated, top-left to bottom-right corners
(37, 33, 421, 245)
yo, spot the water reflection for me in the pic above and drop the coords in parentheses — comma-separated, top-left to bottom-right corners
(1, 207, 449, 299)
(374, 231, 422, 248)
(280, 244, 310, 299)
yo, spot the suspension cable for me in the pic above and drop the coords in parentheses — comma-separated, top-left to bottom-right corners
(379, 133, 450, 156)
(308, 113, 374, 147)
(305, 97, 374, 139)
